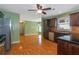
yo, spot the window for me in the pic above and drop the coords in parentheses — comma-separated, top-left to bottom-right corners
(57, 16, 71, 31)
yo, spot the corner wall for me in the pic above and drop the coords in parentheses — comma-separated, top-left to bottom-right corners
(1, 10, 20, 43)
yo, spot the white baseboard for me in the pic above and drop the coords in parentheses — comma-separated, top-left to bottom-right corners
(24, 34, 38, 36)
(12, 41, 20, 44)
(0, 41, 20, 47)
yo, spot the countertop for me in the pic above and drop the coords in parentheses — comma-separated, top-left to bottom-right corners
(57, 34, 79, 45)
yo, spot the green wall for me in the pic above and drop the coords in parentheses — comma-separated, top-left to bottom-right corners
(24, 21, 40, 35)
(0, 10, 20, 43)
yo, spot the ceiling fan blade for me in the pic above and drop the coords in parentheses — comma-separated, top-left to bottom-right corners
(28, 9, 37, 11)
(42, 11, 46, 15)
(36, 4, 40, 9)
(42, 8, 51, 10)
(40, 6, 42, 9)
(51, 8, 55, 10)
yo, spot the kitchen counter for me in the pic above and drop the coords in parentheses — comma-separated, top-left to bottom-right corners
(57, 34, 79, 55)
(57, 34, 79, 45)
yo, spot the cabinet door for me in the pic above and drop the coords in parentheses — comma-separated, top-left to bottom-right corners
(70, 43, 79, 55)
(57, 40, 63, 55)
(47, 18, 56, 27)
(57, 40, 69, 55)
(70, 12, 79, 26)
(42, 20, 49, 39)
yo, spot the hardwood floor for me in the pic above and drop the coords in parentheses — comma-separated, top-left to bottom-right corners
(0, 35, 57, 55)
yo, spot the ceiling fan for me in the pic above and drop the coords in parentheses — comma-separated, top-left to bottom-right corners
(28, 4, 55, 15)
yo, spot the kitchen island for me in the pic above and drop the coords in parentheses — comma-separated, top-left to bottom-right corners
(57, 34, 79, 55)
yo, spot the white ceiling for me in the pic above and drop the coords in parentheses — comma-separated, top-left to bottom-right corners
(0, 4, 79, 21)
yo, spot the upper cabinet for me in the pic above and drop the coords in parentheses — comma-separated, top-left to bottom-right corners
(42, 18, 57, 39)
(47, 18, 57, 28)
(70, 12, 79, 26)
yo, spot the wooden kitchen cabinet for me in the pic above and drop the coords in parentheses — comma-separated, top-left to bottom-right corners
(57, 40, 70, 55)
(57, 39, 79, 55)
(69, 43, 79, 55)
(42, 20, 49, 39)
(48, 18, 57, 28)
(70, 12, 79, 26)
(42, 18, 57, 39)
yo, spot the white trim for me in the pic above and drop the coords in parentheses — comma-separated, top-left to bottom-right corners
(24, 34, 38, 36)
(24, 19, 41, 22)
(0, 41, 20, 47)
(11, 41, 20, 44)
(25, 34, 38, 36)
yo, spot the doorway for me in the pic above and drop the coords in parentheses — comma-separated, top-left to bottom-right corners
(19, 21, 42, 46)
(20, 22, 25, 35)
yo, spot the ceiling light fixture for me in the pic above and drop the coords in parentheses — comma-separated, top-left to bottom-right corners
(37, 9, 42, 13)
(20, 20, 24, 23)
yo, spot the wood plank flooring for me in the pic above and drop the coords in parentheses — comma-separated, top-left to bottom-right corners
(0, 35, 57, 55)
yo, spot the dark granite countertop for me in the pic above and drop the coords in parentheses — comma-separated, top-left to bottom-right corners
(57, 34, 79, 45)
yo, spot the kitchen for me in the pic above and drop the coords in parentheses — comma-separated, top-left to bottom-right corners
(0, 4, 79, 55)
(42, 11, 79, 55)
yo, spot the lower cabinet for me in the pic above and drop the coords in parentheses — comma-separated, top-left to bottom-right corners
(57, 40, 70, 55)
(57, 39, 79, 55)
(69, 43, 79, 55)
